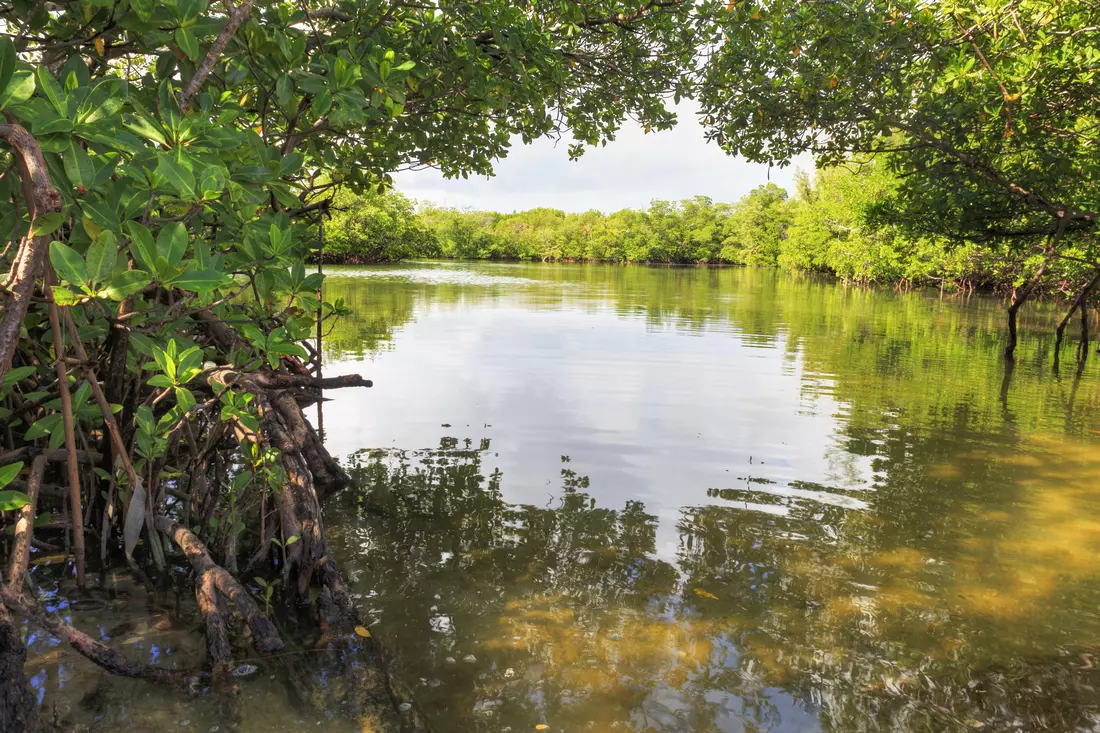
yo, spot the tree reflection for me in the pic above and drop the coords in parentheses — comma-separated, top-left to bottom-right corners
(331, 440, 1100, 733)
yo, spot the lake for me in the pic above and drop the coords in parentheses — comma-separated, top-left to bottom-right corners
(34, 262, 1100, 731)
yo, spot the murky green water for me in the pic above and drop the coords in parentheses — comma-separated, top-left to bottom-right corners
(34, 263, 1100, 731)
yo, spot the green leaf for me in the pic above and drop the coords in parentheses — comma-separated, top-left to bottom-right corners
(62, 138, 94, 189)
(34, 116, 74, 135)
(123, 111, 169, 146)
(0, 39, 16, 101)
(0, 461, 22, 489)
(25, 412, 62, 440)
(35, 66, 67, 116)
(311, 90, 333, 118)
(175, 28, 201, 61)
(172, 267, 222, 293)
(29, 212, 64, 237)
(156, 149, 196, 198)
(175, 386, 196, 413)
(157, 221, 187, 266)
(130, 0, 155, 21)
(51, 286, 83, 306)
(75, 123, 144, 153)
(126, 221, 157, 272)
(2, 366, 35, 388)
(279, 151, 304, 176)
(80, 197, 121, 233)
(86, 233, 118, 285)
(103, 269, 151, 300)
(157, 82, 181, 133)
(77, 77, 127, 124)
(147, 374, 175, 388)
(49, 241, 88, 287)
(0, 70, 35, 110)
(275, 74, 293, 106)
(0, 490, 30, 511)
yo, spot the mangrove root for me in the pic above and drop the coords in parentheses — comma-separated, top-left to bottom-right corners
(0, 586, 196, 690)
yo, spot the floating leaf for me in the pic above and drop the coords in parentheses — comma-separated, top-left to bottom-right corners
(354, 625, 372, 639)
(693, 588, 719, 600)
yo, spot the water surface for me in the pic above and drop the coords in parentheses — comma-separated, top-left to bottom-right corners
(35, 263, 1100, 732)
(317, 263, 1100, 732)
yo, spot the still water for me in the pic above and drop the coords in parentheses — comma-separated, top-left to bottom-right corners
(34, 263, 1100, 731)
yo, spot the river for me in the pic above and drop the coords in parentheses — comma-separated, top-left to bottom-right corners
(33, 263, 1100, 731)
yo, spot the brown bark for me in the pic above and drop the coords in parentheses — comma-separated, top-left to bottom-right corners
(272, 390, 352, 498)
(59, 310, 167, 570)
(1054, 270, 1100, 355)
(252, 373, 372, 390)
(154, 516, 284, 654)
(1005, 226, 1063, 359)
(0, 123, 63, 383)
(200, 368, 427, 729)
(194, 307, 250, 354)
(6, 455, 46, 594)
(46, 275, 86, 587)
(178, 0, 254, 110)
(0, 447, 101, 465)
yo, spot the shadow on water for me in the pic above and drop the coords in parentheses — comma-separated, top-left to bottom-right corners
(326, 437, 1100, 733)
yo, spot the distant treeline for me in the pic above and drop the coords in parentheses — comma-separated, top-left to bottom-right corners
(313, 159, 1087, 290)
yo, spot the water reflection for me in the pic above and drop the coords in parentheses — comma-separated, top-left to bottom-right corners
(329, 438, 1100, 732)
(32, 263, 1100, 730)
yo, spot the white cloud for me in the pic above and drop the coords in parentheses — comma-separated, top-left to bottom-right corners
(393, 102, 814, 213)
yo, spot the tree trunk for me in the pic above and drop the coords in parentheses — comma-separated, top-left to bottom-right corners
(0, 606, 50, 733)
(0, 124, 63, 383)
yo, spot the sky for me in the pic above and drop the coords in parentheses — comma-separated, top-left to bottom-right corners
(393, 102, 814, 214)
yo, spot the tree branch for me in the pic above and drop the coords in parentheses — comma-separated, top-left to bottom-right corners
(179, 0, 254, 110)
